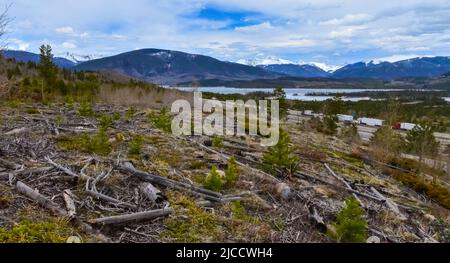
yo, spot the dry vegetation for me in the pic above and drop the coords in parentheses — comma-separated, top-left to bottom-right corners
(0, 99, 449, 243)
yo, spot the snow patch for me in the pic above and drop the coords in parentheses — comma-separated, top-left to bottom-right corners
(58, 52, 103, 63)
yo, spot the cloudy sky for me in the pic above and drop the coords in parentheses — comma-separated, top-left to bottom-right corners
(2, 0, 450, 66)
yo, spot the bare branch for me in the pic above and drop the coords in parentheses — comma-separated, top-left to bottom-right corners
(0, 4, 12, 50)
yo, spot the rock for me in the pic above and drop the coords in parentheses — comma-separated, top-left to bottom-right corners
(275, 183, 291, 200)
(367, 236, 381, 243)
(67, 236, 82, 243)
(424, 214, 436, 222)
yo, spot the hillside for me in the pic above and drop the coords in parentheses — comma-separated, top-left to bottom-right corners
(333, 57, 450, 80)
(1, 50, 76, 68)
(0, 55, 449, 244)
(75, 49, 280, 85)
(258, 64, 331, 78)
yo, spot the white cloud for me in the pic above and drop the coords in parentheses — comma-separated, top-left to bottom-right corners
(8, 39, 30, 51)
(55, 26, 75, 34)
(61, 41, 77, 49)
(235, 22, 274, 32)
(320, 14, 373, 26)
(3, 0, 450, 64)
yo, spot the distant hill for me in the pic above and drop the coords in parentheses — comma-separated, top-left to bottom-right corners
(333, 57, 450, 80)
(258, 64, 331, 78)
(75, 49, 280, 85)
(1, 50, 76, 68)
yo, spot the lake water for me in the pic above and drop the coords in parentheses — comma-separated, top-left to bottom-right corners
(169, 86, 395, 101)
(444, 97, 450, 102)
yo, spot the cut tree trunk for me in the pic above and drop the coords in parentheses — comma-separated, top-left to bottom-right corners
(89, 208, 173, 225)
(119, 162, 222, 202)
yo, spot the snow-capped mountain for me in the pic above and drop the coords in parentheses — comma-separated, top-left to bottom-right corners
(58, 52, 103, 64)
(305, 62, 342, 73)
(236, 56, 294, 66)
(236, 56, 340, 73)
(333, 56, 450, 79)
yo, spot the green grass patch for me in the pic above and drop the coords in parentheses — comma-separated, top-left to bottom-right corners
(56, 130, 112, 156)
(0, 219, 77, 243)
(162, 192, 221, 243)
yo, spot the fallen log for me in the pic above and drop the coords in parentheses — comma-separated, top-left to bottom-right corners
(370, 187, 407, 221)
(309, 206, 327, 233)
(63, 189, 77, 218)
(119, 162, 222, 202)
(5, 127, 29, 136)
(86, 189, 137, 210)
(191, 139, 281, 184)
(16, 181, 67, 215)
(14, 181, 109, 242)
(295, 171, 383, 203)
(45, 157, 90, 181)
(0, 158, 21, 170)
(197, 196, 244, 207)
(89, 208, 173, 225)
(324, 163, 365, 207)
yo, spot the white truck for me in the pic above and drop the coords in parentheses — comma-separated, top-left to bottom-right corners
(400, 123, 418, 131)
(337, 114, 354, 123)
(358, 117, 384, 127)
(303, 110, 314, 116)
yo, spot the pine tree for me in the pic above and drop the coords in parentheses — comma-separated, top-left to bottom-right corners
(224, 157, 240, 187)
(324, 95, 344, 116)
(333, 196, 367, 243)
(273, 87, 287, 118)
(38, 44, 57, 99)
(262, 129, 299, 177)
(406, 123, 440, 173)
(39, 44, 57, 84)
(371, 126, 404, 163)
(204, 166, 223, 192)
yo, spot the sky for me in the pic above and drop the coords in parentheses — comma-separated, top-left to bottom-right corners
(2, 0, 450, 67)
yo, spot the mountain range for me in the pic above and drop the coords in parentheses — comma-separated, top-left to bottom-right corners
(75, 49, 279, 84)
(1, 50, 76, 68)
(3, 49, 450, 84)
(333, 57, 450, 79)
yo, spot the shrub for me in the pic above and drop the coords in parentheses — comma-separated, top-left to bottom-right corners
(113, 112, 121, 121)
(128, 135, 144, 156)
(224, 157, 240, 187)
(148, 107, 172, 133)
(203, 166, 223, 192)
(370, 126, 404, 163)
(78, 101, 95, 117)
(340, 123, 361, 144)
(97, 114, 113, 130)
(64, 96, 75, 110)
(331, 196, 367, 243)
(212, 136, 224, 149)
(81, 129, 112, 156)
(57, 129, 112, 156)
(261, 129, 299, 177)
(388, 169, 450, 209)
(126, 106, 137, 120)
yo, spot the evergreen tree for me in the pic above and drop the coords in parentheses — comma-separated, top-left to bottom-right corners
(262, 129, 299, 177)
(324, 95, 345, 116)
(371, 126, 404, 163)
(38, 44, 58, 98)
(273, 87, 287, 118)
(406, 123, 440, 173)
(204, 166, 223, 192)
(332, 196, 367, 243)
(224, 157, 240, 187)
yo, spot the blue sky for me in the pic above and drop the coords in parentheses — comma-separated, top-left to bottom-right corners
(2, 0, 450, 67)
